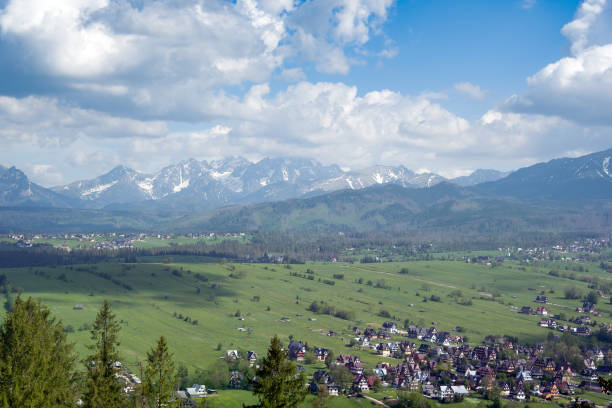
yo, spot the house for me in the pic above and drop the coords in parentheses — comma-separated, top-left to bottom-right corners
(325, 383, 340, 396)
(520, 306, 533, 315)
(516, 370, 533, 382)
(499, 360, 516, 373)
(541, 383, 559, 399)
(364, 328, 377, 339)
(353, 375, 369, 392)
(535, 295, 548, 303)
(311, 371, 339, 396)
(226, 350, 239, 360)
(499, 383, 510, 396)
(377, 343, 391, 357)
(185, 384, 207, 398)
(451, 386, 469, 396)
(346, 360, 364, 375)
(536, 306, 548, 316)
(314, 347, 329, 361)
(73, 304, 84, 310)
(582, 302, 596, 313)
(246, 351, 258, 367)
(288, 341, 306, 361)
(438, 386, 454, 400)
(512, 387, 526, 401)
(575, 326, 592, 336)
(382, 321, 398, 334)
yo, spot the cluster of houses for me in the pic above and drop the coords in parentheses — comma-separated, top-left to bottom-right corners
(499, 238, 610, 262)
(307, 338, 611, 402)
(347, 323, 465, 358)
(521, 298, 608, 338)
(3, 231, 248, 251)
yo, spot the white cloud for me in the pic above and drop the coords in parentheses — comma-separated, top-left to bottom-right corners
(504, 0, 612, 125)
(1, 81, 611, 185)
(561, 0, 607, 55)
(0, 95, 167, 147)
(0, 0, 396, 120)
(281, 68, 307, 82)
(454, 82, 487, 100)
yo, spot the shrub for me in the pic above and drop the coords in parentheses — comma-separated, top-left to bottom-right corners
(378, 309, 391, 318)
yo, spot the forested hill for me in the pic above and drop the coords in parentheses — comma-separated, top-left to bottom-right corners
(1, 180, 611, 237)
(172, 182, 612, 235)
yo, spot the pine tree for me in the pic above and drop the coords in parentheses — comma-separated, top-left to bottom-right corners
(83, 299, 125, 408)
(144, 336, 177, 408)
(247, 335, 307, 408)
(0, 296, 77, 407)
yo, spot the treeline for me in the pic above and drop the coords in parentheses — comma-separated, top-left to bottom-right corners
(1, 229, 610, 268)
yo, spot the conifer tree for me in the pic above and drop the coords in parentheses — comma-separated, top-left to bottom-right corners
(0, 296, 77, 407)
(144, 336, 177, 408)
(83, 299, 125, 408)
(247, 335, 307, 408)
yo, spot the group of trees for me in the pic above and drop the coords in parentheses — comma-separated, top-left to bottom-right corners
(0, 296, 176, 408)
(0, 295, 315, 408)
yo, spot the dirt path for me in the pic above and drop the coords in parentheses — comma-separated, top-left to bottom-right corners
(359, 394, 391, 408)
(413, 278, 457, 289)
(344, 265, 457, 289)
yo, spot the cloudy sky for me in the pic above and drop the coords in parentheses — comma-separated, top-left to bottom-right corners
(1, 0, 611, 186)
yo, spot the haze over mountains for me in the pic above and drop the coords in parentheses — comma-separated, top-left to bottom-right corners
(0, 148, 611, 233)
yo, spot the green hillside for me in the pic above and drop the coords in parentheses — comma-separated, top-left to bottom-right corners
(2, 258, 610, 366)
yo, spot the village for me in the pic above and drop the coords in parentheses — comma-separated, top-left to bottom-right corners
(108, 311, 612, 407)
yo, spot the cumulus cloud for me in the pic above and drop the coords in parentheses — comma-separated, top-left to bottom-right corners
(0, 0, 396, 120)
(2, 0, 612, 185)
(2, 80, 611, 185)
(504, 0, 612, 125)
(0, 95, 167, 147)
(454, 82, 487, 100)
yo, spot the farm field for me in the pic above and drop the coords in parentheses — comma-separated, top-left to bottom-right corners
(1, 257, 610, 406)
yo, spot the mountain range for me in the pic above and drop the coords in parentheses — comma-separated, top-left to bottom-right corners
(0, 158, 508, 211)
(1, 148, 611, 233)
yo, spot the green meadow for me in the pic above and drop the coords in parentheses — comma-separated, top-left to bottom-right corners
(1, 258, 610, 406)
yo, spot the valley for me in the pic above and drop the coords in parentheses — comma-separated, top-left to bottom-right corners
(2, 251, 612, 406)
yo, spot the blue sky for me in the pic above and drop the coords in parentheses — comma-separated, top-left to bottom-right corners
(0, 0, 610, 185)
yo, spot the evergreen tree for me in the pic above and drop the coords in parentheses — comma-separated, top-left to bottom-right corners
(144, 336, 177, 408)
(0, 296, 77, 407)
(83, 300, 125, 408)
(247, 335, 307, 408)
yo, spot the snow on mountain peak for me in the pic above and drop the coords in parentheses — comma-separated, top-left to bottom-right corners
(603, 156, 611, 177)
(81, 180, 118, 197)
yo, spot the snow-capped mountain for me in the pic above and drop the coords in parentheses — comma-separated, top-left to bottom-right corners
(52, 157, 346, 210)
(307, 165, 445, 193)
(7, 147, 611, 211)
(49, 158, 446, 210)
(451, 169, 511, 187)
(54, 165, 152, 208)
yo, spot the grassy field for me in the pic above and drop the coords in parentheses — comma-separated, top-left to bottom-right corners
(1, 258, 610, 406)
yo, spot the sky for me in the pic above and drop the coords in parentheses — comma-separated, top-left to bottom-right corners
(1, 0, 611, 186)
